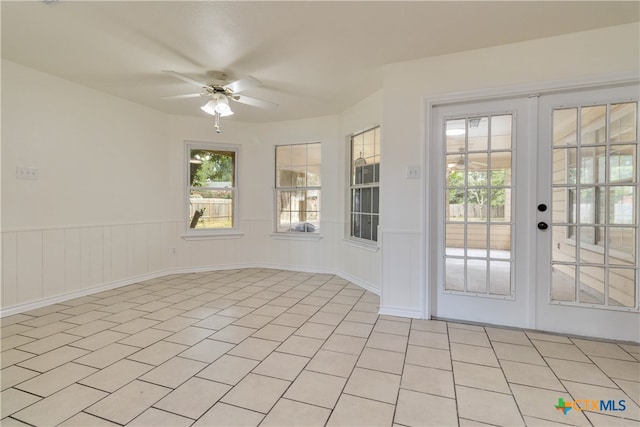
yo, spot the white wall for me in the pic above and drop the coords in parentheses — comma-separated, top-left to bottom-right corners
(1, 60, 382, 314)
(379, 23, 640, 318)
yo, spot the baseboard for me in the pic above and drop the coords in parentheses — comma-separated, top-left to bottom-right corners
(0, 263, 382, 317)
(378, 305, 424, 319)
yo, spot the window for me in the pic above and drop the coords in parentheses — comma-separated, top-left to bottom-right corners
(349, 127, 380, 242)
(275, 142, 321, 233)
(186, 143, 238, 232)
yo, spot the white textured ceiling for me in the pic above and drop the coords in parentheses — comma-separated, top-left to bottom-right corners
(2, 1, 638, 122)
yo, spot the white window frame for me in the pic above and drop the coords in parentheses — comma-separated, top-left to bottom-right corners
(183, 141, 241, 239)
(274, 142, 322, 236)
(348, 126, 381, 244)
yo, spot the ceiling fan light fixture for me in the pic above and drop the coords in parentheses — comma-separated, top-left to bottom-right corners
(201, 97, 234, 117)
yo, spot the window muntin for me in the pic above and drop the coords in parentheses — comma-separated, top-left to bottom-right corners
(350, 127, 381, 242)
(551, 102, 638, 308)
(187, 145, 237, 231)
(275, 142, 321, 233)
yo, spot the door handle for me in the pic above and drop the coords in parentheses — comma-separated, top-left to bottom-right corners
(537, 221, 549, 231)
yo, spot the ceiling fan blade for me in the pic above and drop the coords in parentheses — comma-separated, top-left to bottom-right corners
(162, 70, 207, 88)
(232, 94, 278, 110)
(162, 93, 205, 100)
(224, 76, 261, 93)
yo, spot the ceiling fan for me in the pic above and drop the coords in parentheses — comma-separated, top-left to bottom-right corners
(162, 70, 278, 133)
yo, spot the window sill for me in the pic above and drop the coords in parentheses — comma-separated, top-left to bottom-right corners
(343, 238, 380, 252)
(270, 233, 323, 241)
(182, 231, 244, 241)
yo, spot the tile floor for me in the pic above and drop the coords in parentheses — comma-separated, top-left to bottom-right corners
(1, 268, 639, 426)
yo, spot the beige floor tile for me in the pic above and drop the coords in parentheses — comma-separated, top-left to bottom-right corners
(209, 325, 257, 344)
(287, 303, 320, 316)
(485, 327, 532, 346)
(252, 324, 297, 342)
(19, 312, 71, 327)
(402, 363, 455, 398)
(492, 341, 547, 366)
(195, 314, 237, 330)
(343, 311, 379, 324)
(1, 324, 34, 339)
(217, 306, 256, 318)
(260, 398, 331, 427)
(59, 412, 120, 426)
(12, 384, 107, 426)
(143, 307, 185, 321)
(613, 378, 640, 406)
(546, 357, 617, 387)
(18, 321, 77, 339)
(271, 312, 310, 328)
(63, 320, 118, 337)
(357, 347, 405, 375)
(454, 360, 510, 393)
(15, 362, 96, 397)
(16, 345, 88, 372)
(284, 370, 346, 409)
(321, 333, 366, 356)
(181, 306, 221, 320)
(127, 408, 194, 427)
(109, 317, 159, 334)
(63, 310, 112, 326)
(0, 349, 35, 370)
(411, 319, 448, 333)
(154, 377, 231, 419)
(306, 349, 358, 378)
(178, 339, 235, 365)
(408, 329, 449, 350)
(352, 301, 379, 313)
(193, 402, 264, 427)
(295, 322, 335, 340)
(253, 351, 309, 381)
(196, 354, 259, 385)
(70, 330, 129, 351)
(449, 327, 491, 347)
(562, 380, 640, 421)
(1, 366, 40, 391)
(16, 332, 79, 354)
(79, 359, 153, 392)
(585, 411, 639, 426)
(85, 380, 170, 424)
(228, 337, 279, 360)
(451, 342, 500, 367)
(277, 335, 325, 357)
(152, 315, 199, 332)
(221, 373, 290, 413)
(326, 394, 394, 427)
(164, 326, 214, 345)
(139, 356, 207, 388)
(591, 356, 640, 381)
(457, 385, 524, 426)
(334, 321, 374, 338)
(449, 322, 485, 332)
(526, 331, 573, 343)
(366, 331, 408, 353)
(101, 309, 146, 324)
(394, 388, 458, 427)
(74, 342, 139, 369)
(344, 367, 401, 404)
(127, 340, 188, 366)
(404, 345, 451, 370)
(510, 383, 591, 425)
(233, 313, 274, 329)
(571, 338, 636, 361)
(500, 359, 566, 391)
(252, 304, 288, 317)
(270, 296, 302, 308)
(620, 343, 640, 356)
(533, 340, 591, 362)
(0, 388, 41, 418)
(373, 319, 411, 336)
(308, 311, 346, 326)
(117, 328, 171, 348)
(1, 336, 36, 353)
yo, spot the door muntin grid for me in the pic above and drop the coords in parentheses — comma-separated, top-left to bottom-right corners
(551, 102, 639, 310)
(443, 114, 515, 298)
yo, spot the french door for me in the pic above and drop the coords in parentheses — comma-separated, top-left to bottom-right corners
(431, 84, 639, 341)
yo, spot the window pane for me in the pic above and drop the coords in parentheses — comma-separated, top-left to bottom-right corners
(552, 188, 571, 224)
(553, 148, 577, 184)
(491, 115, 512, 150)
(489, 225, 510, 259)
(609, 186, 634, 224)
(445, 258, 465, 291)
(578, 226, 604, 264)
(467, 259, 487, 293)
(446, 189, 465, 221)
(372, 215, 379, 242)
(579, 145, 605, 184)
(551, 265, 576, 302)
(579, 266, 605, 305)
(467, 224, 487, 257)
(610, 103, 637, 143)
(609, 145, 636, 183)
(579, 188, 595, 223)
(445, 224, 464, 255)
(489, 189, 506, 222)
(609, 268, 636, 308)
(490, 152, 511, 185)
(352, 213, 361, 238)
(467, 188, 488, 221)
(372, 187, 379, 214)
(190, 149, 235, 188)
(189, 189, 233, 229)
(553, 108, 577, 146)
(581, 105, 607, 145)
(360, 214, 373, 240)
(609, 227, 635, 267)
(446, 119, 466, 153)
(468, 117, 488, 151)
(489, 261, 511, 295)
